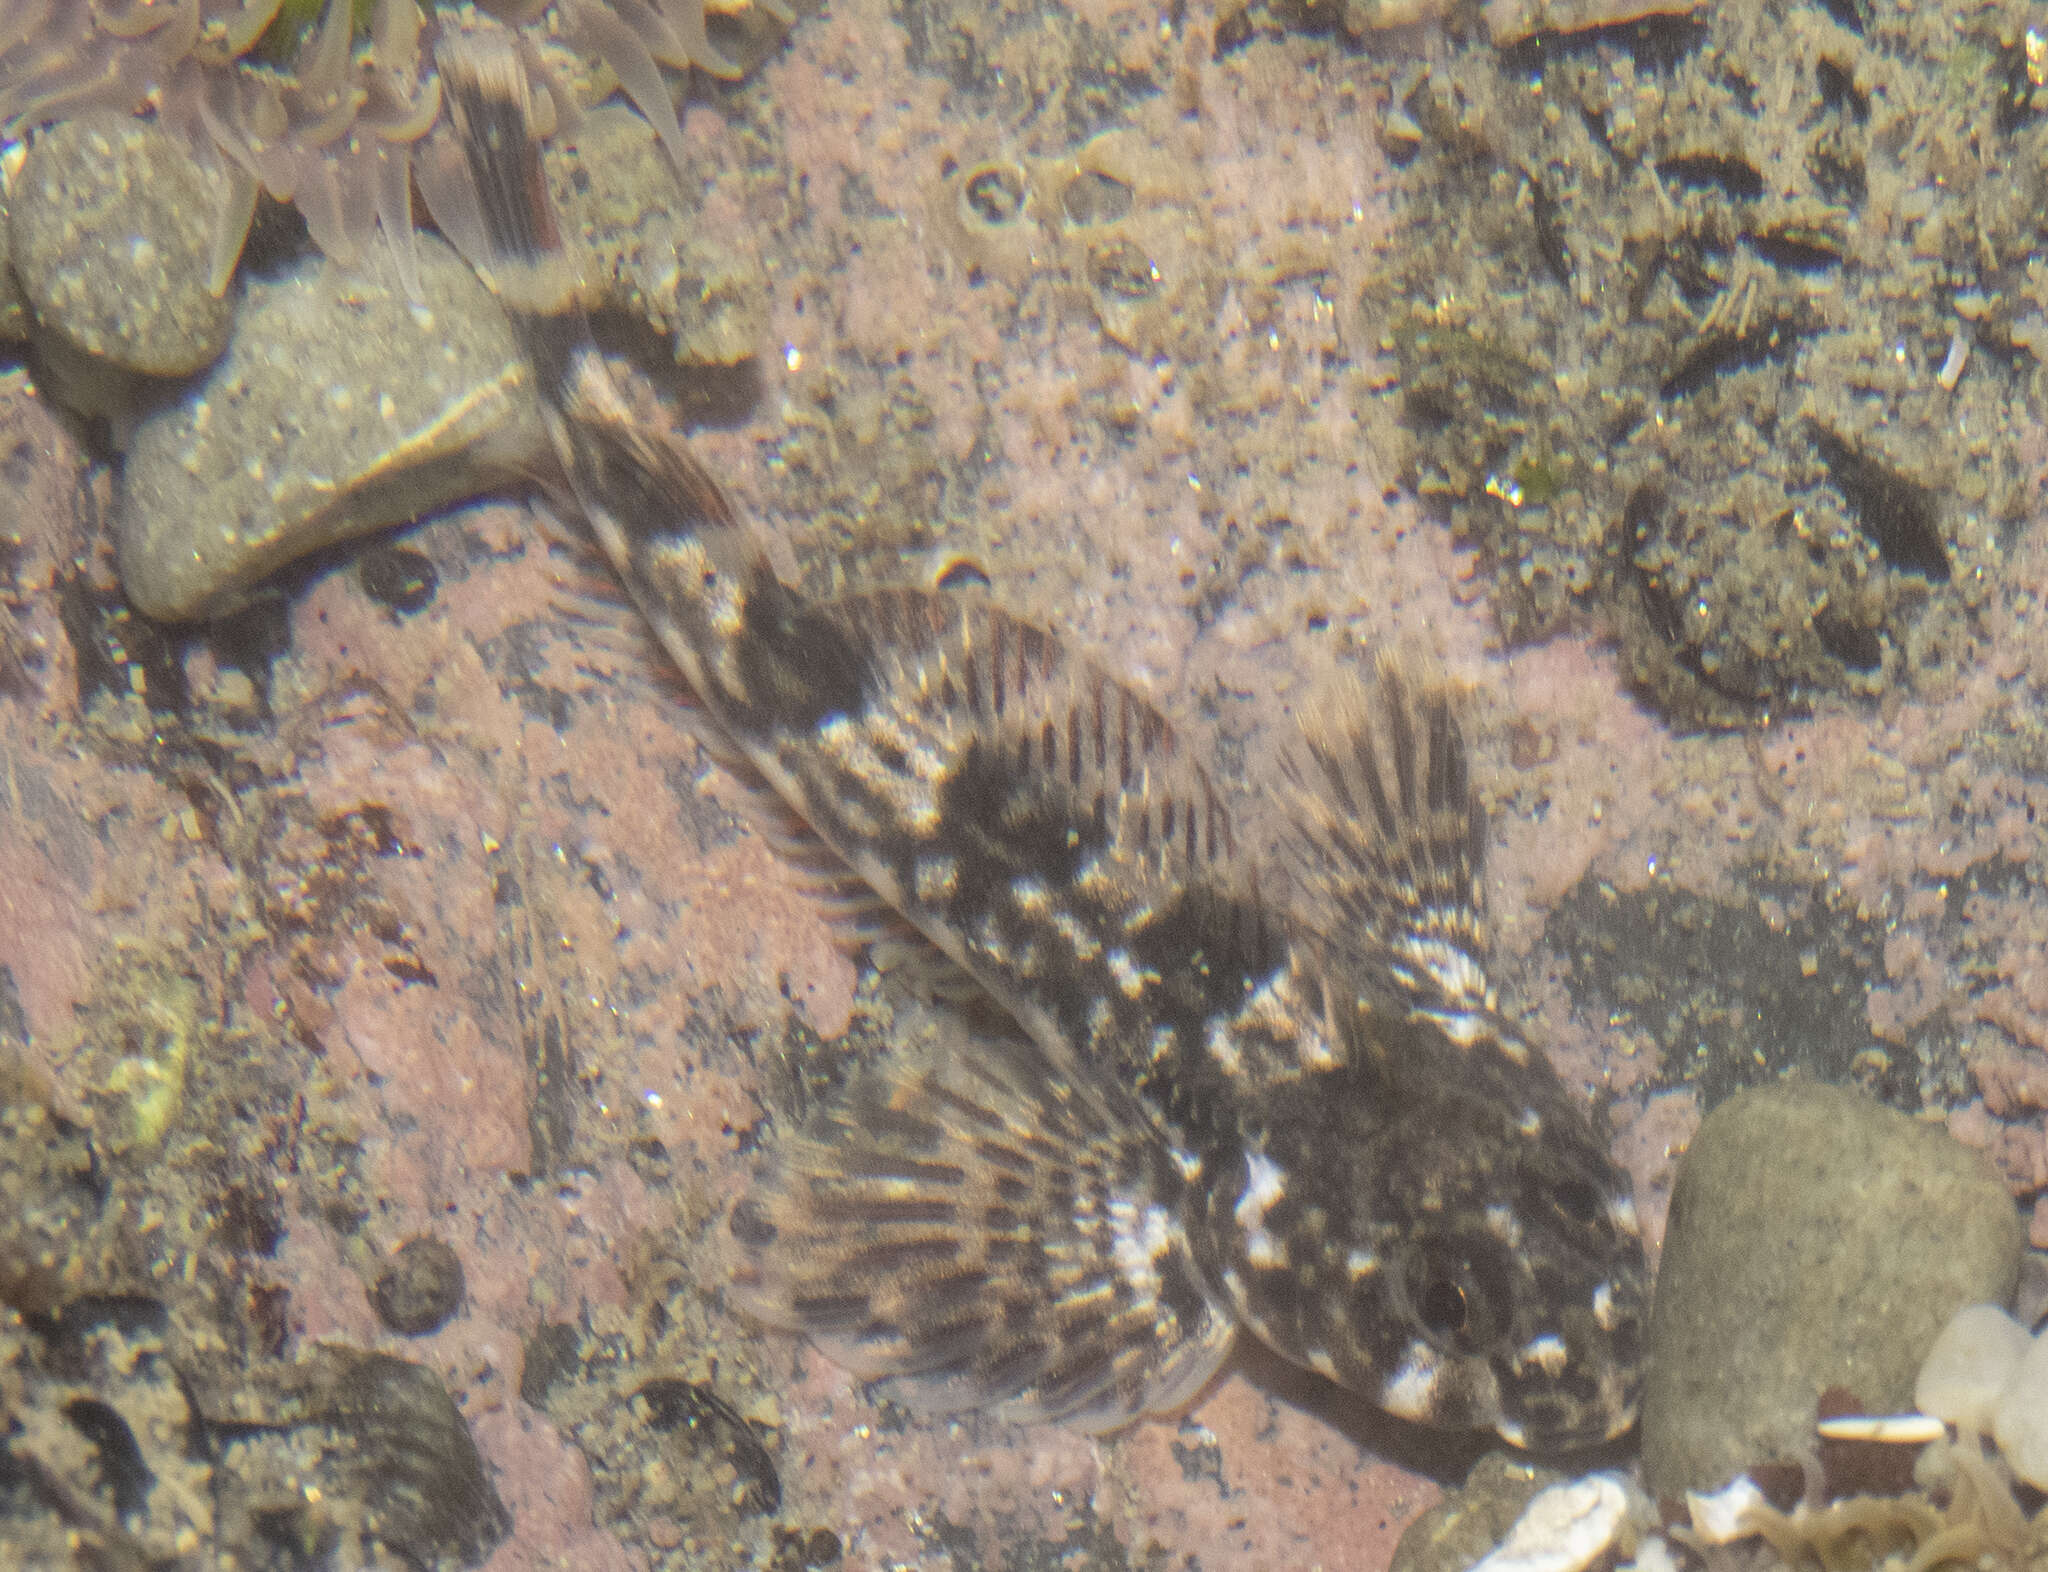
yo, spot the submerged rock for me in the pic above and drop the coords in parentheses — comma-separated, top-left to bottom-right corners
(1391, 1453, 1568, 1572)
(1641, 1079, 2023, 1496)
(9, 112, 233, 377)
(117, 234, 545, 622)
(1368, 1, 2044, 725)
(544, 105, 768, 368)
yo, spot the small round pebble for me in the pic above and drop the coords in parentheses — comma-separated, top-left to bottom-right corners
(1390, 1453, 1567, 1572)
(10, 113, 233, 376)
(370, 1235, 465, 1335)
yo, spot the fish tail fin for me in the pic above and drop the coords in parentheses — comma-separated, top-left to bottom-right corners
(435, 31, 590, 396)
(438, 30, 773, 714)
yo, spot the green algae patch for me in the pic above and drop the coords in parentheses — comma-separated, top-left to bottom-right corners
(67, 949, 205, 1155)
(1364, 1, 2048, 726)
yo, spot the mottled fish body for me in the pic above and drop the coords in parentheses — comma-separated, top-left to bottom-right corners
(439, 33, 1648, 1450)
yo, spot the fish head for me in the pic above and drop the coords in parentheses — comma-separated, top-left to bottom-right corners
(1195, 1007, 1648, 1451)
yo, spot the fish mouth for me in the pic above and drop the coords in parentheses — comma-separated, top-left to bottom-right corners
(1493, 1378, 1642, 1453)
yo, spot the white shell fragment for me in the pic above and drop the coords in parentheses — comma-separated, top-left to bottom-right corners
(1915, 1303, 2031, 1435)
(1468, 1472, 1632, 1572)
(1814, 1413, 1947, 1444)
(1935, 328, 1970, 392)
(1991, 1318, 2048, 1489)
(1618, 1537, 1680, 1572)
(1683, 1475, 1767, 1546)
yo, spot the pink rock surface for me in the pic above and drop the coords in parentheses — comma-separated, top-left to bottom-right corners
(4, 0, 2048, 1559)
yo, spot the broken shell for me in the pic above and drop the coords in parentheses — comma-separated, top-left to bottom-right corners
(1063, 127, 1189, 207)
(932, 158, 1041, 288)
(1086, 239, 1162, 303)
(1684, 1475, 1768, 1546)
(1469, 1472, 1634, 1572)
(1814, 1413, 1947, 1444)
(1934, 329, 1969, 392)
(1060, 168, 1134, 229)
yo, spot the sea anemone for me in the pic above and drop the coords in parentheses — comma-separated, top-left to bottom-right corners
(0, 0, 446, 296)
(0, 0, 789, 302)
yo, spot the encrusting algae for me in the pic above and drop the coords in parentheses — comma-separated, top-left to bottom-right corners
(1365, 0, 2048, 726)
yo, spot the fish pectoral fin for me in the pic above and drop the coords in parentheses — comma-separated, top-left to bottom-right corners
(1280, 656, 1493, 1013)
(731, 1029, 1234, 1433)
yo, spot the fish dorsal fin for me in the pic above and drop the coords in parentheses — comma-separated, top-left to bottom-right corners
(823, 585, 1242, 873)
(730, 1023, 1235, 1432)
(1280, 658, 1493, 1019)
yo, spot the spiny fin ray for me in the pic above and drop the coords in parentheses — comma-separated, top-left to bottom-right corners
(817, 585, 1240, 869)
(1282, 659, 1491, 1014)
(732, 1030, 1234, 1432)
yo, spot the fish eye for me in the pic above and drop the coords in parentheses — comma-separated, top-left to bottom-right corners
(1402, 1238, 1510, 1352)
(1548, 1175, 1603, 1226)
(1417, 1269, 1469, 1336)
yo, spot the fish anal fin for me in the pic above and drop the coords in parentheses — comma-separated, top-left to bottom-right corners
(732, 1030, 1234, 1433)
(801, 874, 1000, 1012)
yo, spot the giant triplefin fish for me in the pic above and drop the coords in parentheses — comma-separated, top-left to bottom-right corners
(438, 32, 1648, 1450)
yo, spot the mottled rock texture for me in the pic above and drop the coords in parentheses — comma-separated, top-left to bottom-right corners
(10, 112, 233, 376)
(1642, 1078, 2024, 1496)
(118, 236, 544, 622)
